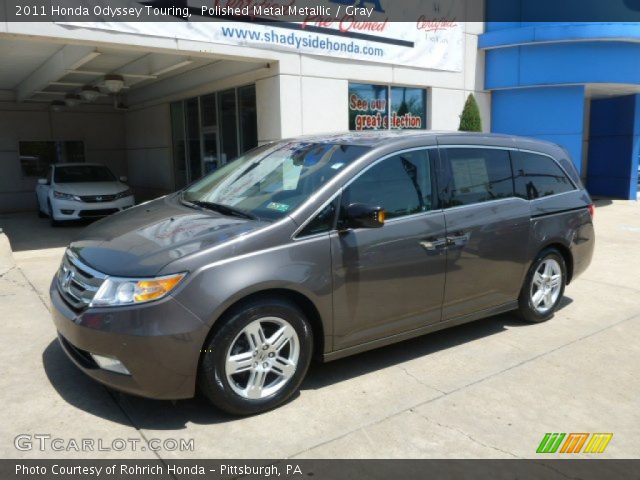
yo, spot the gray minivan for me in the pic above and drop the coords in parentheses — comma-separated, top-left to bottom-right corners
(50, 132, 595, 415)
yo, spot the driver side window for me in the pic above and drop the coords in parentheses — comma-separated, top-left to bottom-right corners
(340, 149, 433, 222)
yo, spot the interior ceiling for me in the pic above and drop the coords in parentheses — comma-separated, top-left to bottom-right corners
(586, 83, 640, 99)
(0, 36, 228, 108)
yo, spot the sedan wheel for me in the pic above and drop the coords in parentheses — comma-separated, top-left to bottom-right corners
(199, 297, 313, 415)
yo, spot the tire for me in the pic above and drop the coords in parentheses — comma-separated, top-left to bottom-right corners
(199, 297, 313, 416)
(517, 248, 566, 323)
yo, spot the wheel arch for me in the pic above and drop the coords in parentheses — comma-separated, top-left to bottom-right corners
(540, 241, 574, 285)
(198, 288, 326, 367)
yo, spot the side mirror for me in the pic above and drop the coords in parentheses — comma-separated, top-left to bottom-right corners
(119, 176, 128, 183)
(37, 178, 48, 185)
(343, 203, 386, 230)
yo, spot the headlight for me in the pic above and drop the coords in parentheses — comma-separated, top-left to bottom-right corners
(115, 188, 133, 199)
(90, 273, 186, 307)
(54, 191, 81, 201)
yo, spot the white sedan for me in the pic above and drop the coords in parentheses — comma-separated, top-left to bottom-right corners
(36, 163, 135, 226)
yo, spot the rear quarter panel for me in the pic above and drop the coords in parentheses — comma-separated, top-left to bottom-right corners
(528, 190, 595, 283)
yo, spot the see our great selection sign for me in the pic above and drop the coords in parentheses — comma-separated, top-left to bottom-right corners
(349, 83, 427, 131)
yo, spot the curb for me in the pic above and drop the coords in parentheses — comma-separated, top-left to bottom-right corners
(0, 231, 15, 275)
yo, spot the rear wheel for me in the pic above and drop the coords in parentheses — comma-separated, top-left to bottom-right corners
(517, 248, 566, 323)
(199, 297, 313, 415)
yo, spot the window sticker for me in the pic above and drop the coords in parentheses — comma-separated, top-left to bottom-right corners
(267, 202, 291, 213)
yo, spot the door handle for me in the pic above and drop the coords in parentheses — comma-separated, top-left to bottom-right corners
(446, 231, 470, 247)
(420, 238, 447, 251)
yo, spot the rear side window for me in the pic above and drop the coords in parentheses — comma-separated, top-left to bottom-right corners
(341, 149, 433, 220)
(512, 152, 575, 200)
(442, 148, 513, 207)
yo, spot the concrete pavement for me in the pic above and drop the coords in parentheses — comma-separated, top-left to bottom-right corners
(0, 201, 638, 459)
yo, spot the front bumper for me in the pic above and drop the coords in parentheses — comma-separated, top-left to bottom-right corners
(51, 196, 135, 221)
(50, 279, 209, 400)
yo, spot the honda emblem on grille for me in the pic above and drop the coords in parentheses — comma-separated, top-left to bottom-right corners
(95, 196, 103, 202)
(61, 269, 74, 290)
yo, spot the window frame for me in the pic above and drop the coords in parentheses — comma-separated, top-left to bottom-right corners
(292, 146, 440, 240)
(514, 149, 579, 200)
(438, 145, 516, 209)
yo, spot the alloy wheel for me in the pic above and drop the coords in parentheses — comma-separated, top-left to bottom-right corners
(529, 258, 563, 314)
(225, 317, 300, 400)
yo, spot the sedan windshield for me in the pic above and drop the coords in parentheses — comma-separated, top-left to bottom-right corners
(54, 165, 116, 183)
(182, 142, 370, 220)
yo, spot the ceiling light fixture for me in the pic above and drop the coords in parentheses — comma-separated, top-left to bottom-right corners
(103, 74, 125, 94)
(80, 86, 101, 102)
(64, 94, 81, 107)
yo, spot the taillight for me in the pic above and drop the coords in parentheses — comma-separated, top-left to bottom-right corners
(587, 204, 595, 218)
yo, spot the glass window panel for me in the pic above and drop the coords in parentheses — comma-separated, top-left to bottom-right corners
(185, 97, 202, 181)
(444, 148, 514, 207)
(220, 89, 238, 163)
(348, 83, 389, 131)
(512, 152, 575, 200)
(202, 132, 219, 174)
(201, 94, 217, 127)
(19, 141, 84, 178)
(341, 150, 432, 219)
(238, 85, 258, 154)
(390, 87, 427, 130)
(170, 101, 187, 189)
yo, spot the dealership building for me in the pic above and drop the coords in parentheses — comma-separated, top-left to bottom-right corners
(0, 2, 639, 213)
(0, 6, 487, 213)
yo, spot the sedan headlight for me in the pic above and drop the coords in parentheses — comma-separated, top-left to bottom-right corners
(54, 191, 81, 201)
(90, 273, 186, 307)
(115, 188, 133, 199)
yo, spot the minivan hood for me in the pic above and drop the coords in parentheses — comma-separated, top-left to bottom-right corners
(54, 182, 129, 196)
(70, 195, 272, 277)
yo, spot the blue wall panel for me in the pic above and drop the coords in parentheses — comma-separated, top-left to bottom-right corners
(587, 95, 640, 199)
(492, 87, 586, 172)
(485, 42, 640, 90)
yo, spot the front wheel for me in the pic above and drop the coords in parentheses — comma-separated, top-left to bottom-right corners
(199, 298, 313, 415)
(517, 248, 566, 323)
(48, 200, 60, 227)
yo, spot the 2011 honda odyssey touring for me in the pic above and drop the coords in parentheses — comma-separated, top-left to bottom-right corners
(50, 132, 595, 415)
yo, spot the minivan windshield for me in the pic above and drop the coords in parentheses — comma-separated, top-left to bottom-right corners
(55, 165, 116, 183)
(182, 142, 370, 220)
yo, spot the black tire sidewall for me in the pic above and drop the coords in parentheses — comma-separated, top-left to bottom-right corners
(519, 249, 566, 323)
(199, 299, 313, 416)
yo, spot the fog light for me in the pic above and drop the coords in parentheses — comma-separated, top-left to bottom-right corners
(90, 354, 130, 375)
(61, 209, 74, 215)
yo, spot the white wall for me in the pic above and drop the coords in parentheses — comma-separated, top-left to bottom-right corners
(253, 23, 489, 140)
(0, 104, 126, 212)
(124, 103, 173, 201)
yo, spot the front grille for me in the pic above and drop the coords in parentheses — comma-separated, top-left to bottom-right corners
(57, 251, 106, 310)
(79, 194, 117, 203)
(78, 208, 119, 218)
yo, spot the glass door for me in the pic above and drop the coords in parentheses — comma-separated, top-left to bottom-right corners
(200, 93, 221, 174)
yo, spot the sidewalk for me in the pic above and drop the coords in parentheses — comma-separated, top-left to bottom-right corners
(1, 201, 639, 459)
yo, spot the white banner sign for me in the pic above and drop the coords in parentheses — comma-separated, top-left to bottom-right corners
(61, 18, 463, 72)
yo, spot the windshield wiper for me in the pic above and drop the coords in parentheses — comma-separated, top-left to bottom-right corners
(187, 200, 258, 220)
